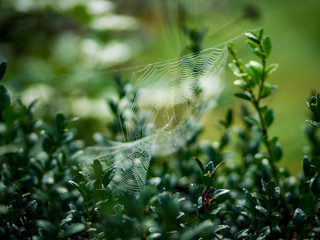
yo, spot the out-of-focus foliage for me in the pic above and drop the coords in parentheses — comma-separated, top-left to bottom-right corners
(1, 29, 320, 239)
(0, 0, 141, 123)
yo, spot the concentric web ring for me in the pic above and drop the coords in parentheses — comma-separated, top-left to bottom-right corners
(81, 45, 229, 194)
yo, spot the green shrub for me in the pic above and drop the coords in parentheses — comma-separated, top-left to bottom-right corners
(1, 29, 320, 239)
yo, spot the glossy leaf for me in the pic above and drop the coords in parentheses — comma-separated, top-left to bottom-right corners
(293, 208, 306, 232)
(212, 189, 230, 199)
(255, 205, 267, 216)
(245, 32, 260, 44)
(26, 200, 37, 214)
(245, 61, 262, 86)
(233, 80, 248, 90)
(273, 187, 280, 204)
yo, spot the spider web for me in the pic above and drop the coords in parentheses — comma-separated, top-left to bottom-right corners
(81, 45, 228, 194)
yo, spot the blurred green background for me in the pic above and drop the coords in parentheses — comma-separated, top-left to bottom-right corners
(0, 0, 319, 174)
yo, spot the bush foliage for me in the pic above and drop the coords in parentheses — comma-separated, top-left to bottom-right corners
(1, 30, 320, 240)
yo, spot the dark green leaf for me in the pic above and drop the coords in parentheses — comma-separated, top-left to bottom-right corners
(273, 141, 283, 162)
(228, 43, 238, 60)
(273, 187, 280, 204)
(108, 99, 118, 114)
(243, 188, 257, 208)
(271, 215, 280, 228)
(263, 179, 276, 198)
(226, 108, 233, 127)
(26, 200, 37, 214)
(60, 132, 74, 145)
(310, 96, 317, 105)
(95, 199, 109, 208)
(300, 193, 314, 216)
(309, 105, 320, 118)
(64, 223, 86, 237)
(85, 228, 97, 234)
(0, 85, 11, 110)
(102, 167, 116, 188)
(259, 226, 271, 238)
(255, 205, 267, 216)
(68, 180, 79, 189)
(55, 113, 66, 133)
(261, 159, 272, 182)
(293, 208, 306, 232)
(203, 175, 213, 186)
(194, 157, 204, 173)
(235, 228, 250, 239)
(303, 156, 311, 178)
(0, 61, 6, 81)
(42, 134, 54, 153)
(213, 225, 230, 233)
(263, 37, 272, 57)
(311, 158, 320, 175)
(204, 161, 214, 176)
(158, 192, 171, 206)
(93, 159, 103, 179)
(234, 92, 252, 101)
(265, 107, 274, 127)
(268, 136, 278, 148)
(180, 220, 216, 240)
(37, 220, 56, 234)
(259, 29, 264, 40)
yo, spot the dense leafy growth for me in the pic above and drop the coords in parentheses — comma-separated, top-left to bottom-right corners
(1, 30, 320, 239)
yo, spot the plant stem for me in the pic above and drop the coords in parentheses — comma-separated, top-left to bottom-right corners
(251, 52, 292, 214)
(249, 88, 279, 183)
(257, 47, 266, 101)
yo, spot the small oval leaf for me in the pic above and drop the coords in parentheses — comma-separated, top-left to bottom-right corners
(212, 189, 230, 199)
